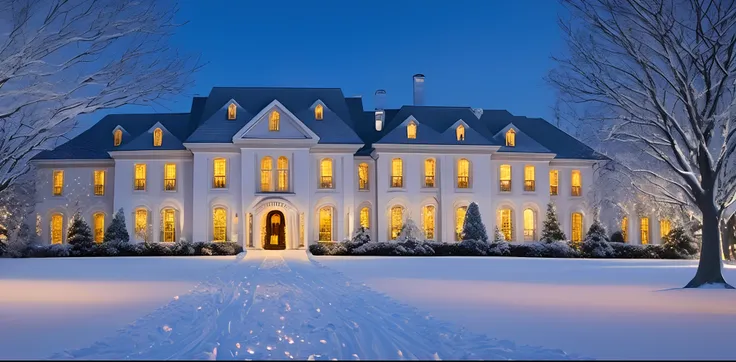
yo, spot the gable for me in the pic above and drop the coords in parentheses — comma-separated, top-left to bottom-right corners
(233, 100, 318, 141)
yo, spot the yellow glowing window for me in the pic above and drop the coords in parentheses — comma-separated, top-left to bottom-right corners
(93, 213, 104, 243)
(164, 163, 176, 191)
(319, 207, 332, 241)
(407, 121, 417, 139)
(572, 212, 583, 242)
(213, 207, 227, 242)
(360, 207, 370, 229)
(390, 206, 404, 240)
(213, 158, 226, 188)
(455, 206, 467, 241)
(622, 216, 629, 242)
(660, 219, 671, 238)
(424, 158, 436, 187)
(315, 104, 324, 120)
(153, 128, 162, 147)
(391, 158, 403, 188)
(456, 124, 465, 141)
(269, 111, 280, 131)
(162, 208, 175, 242)
(523, 208, 536, 241)
(640, 217, 650, 244)
(506, 129, 516, 147)
(499, 209, 513, 241)
(423, 205, 435, 239)
(227, 103, 237, 120)
(51, 214, 63, 244)
(358, 163, 369, 190)
(457, 158, 470, 188)
(134, 164, 146, 191)
(571, 170, 582, 196)
(52, 170, 64, 196)
(277, 156, 289, 192)
(135, 209, 148, 241)
(260, 157, 273, 192)
(524, 165, 535, 191)
(113, 129, 122, 146)
(499, 164, 511, 192)
(94, 170, 105, 196)
(320, 158, 333, 189)
(550, 169, 559, 196)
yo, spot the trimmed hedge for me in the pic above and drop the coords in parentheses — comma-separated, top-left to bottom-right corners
(7, 240, 242, 258)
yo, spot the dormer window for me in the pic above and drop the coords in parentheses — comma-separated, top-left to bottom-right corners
(315, 104, 324, 120)
(153, 128, 162, 147)
(227, 103, 237, 120)
(113, 129, 122, 146)
(456, 124, 465, 141)
(407, 121, 417, 139)
(506, 129, 516, 147)
(269, 111, 280, 131)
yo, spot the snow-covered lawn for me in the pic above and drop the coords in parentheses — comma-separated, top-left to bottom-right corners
(315, 256, 736, 360)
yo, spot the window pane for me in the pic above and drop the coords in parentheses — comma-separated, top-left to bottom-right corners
(94, 213, 104, 243)
(213, 158, 227, 188)
(549, 170, 558, 195)
(360, 207, 370, 229)
(423, 205, 435, 239)
(572, 213, 583, 242)
(94, 170, 105, 196)
(457, 159, 469, 188)
(163, 209, 175, 242)
(53, 170, 64, 196)
(524, 165, 535, 191)
(213, 208, 227, 242)
(51, 214, 63, 244)
(391, 158, 403, 188)
(134, 164, 146, 191)
(319, 207, 332, 241)
(135, 209, 148, 241)
(277, 157, 289, 192)
(424, 158, 435, 187)
(455, 207, 467, 241)
(390, 206, 403, 239)
(320, 159, 333, 188)
(500, 165, 511, 192)
(358, 163, 369, 190)
(523, 209, 535, 241)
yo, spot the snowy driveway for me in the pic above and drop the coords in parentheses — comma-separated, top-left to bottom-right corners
(49, 251, 576, 360)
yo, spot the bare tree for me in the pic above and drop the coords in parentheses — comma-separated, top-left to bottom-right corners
(550, 0, 736, 288)
(0, 0, 200, 194)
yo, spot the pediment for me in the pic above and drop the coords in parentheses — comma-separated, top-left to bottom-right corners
(232, 99, 320, 142)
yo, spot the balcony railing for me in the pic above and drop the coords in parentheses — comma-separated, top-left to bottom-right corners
(94, 184, 104, 196)
(571, 185, 581, 196)
(424, 176, 435, 188)
(524, 180, 535, 192)
(134, 179, 146, 191)
(457, 176, 469, 189)
(550, 185, 558, 196)
(213, 176, 226, 189)
(320, 176, 333, 189)
(391, 176, 403, 188)
(500, 180, 511, 192)
(164, 179, 176, 191)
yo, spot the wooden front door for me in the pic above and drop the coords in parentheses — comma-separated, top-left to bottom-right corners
(264, 210, 286, 250)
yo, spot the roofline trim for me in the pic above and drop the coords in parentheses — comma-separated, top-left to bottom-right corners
(31, 159, 115, 167)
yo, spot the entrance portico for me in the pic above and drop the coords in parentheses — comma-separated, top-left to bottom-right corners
(249, 197, 302, 250)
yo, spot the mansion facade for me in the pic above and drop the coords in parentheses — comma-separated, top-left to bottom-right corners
(30, 75, 669, 249)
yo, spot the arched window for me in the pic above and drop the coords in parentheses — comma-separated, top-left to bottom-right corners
(505, 129, 516, 147)
(260, 157, 273, 192)
(227, 103, 237, 120)
(93, 213, 105, 243)
(160, 208, 175, 242)
(455, 206, 467, 241)
(391, 158, 403, 188)
(498, 208, 513, 241)
(571, 212, 583, 242)
(571, 170, 582, 196)
(407, 121, 417, 139)
(269, 111, 280, 131)
(277, 156, 289, 192)
(640, 217, 650, 244)
(390, 206, 404, 240)
(213, 158, 227, 188)
(549, 169, 559, 195)
(358, 163, 369, 190)
(153, 128, 162, 147)
(135, 209, 148, 241)
(524, 165, 535, 191)
(424, 158, 436, 187)
(315, 104, 324, 120)
(523, 208, 536, 241)
(319, 206, 333, 241)
(320, 158, 333, 189)
(499, 164, 511, 192)
(51, 213, 63, 244)
(113, 129, 123, 146)
(423, 205, 435, 240)
(360, 207, 370, 229)
(456, 124, 465, 141)
(660, 219, 671, 238)
(213, 207, 227, 242)
(457, 159, 470, 188)
(622, 216, 629, 242)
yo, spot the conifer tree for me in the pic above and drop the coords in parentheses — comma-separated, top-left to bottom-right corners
(541, 202, 566, 242)
(67, 212, 94, 248)
(104, 208, 130, 243)
(462, 202, 489, 243)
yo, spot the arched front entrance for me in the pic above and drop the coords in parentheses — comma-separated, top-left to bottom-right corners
(263, 210, 286, 250)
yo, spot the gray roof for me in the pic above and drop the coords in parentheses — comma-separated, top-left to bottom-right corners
(117, 122, 186, 151)
(492, 123, 551, 153)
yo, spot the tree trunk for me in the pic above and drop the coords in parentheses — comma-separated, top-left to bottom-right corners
(685, 204, 734, 288)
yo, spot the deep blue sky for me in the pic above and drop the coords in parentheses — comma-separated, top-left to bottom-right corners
(80, 0, 566, 129)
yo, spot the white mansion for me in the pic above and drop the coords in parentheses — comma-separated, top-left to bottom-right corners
(30, 75, 671, 249)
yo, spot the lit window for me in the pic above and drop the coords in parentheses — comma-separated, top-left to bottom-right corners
(456, 124, 465, 141)
(506, 129, 516, 147)
(572, 212, 583, 242)
(161, 163, 175, 191)
(213, 207, 227, 242)
(113, 129, 122, 146)
(213, 158, 227, 188)
(571, 170, 582, 196)
(390, 206, 404, 240)
(52, 170, 64, 196)
(319, 206, 333, 241)
(358, 163, 369, 190)
(51, 214, 63, 244)
(227, 103, 237, 120)
(622, 216, 629, 242)
(134, 164, 146, 191)
(360, 207, 370, 229)
(162, 208, 175, 242)
(457, 159, 470, 188)
(315, 104, 324, 120)
(523, 208, 536, 241)
(269, 111, 280, 131)
(524, 165, 535, 192)
(498, 208, 513, 241)
(153, 128, 162, 147)
(455, 206, 467, 241)
(423, 205, 435, 240)
(93, 213, 104, 243)
(260, 157, 273, 192)
(94, 170, 105, 196)
(277, 156, 289, 192)
(407, 121, 417, 139)
(660, 219, 671, 238)
(391, 158, 403, 188)
(550, 170, 559, 196)
(499, 164, 511, 192)
(640, 217, 650, 244)
(320, 159, 333, 189)
(424, 158, 436, 187)
(135, 209, 148, 241)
